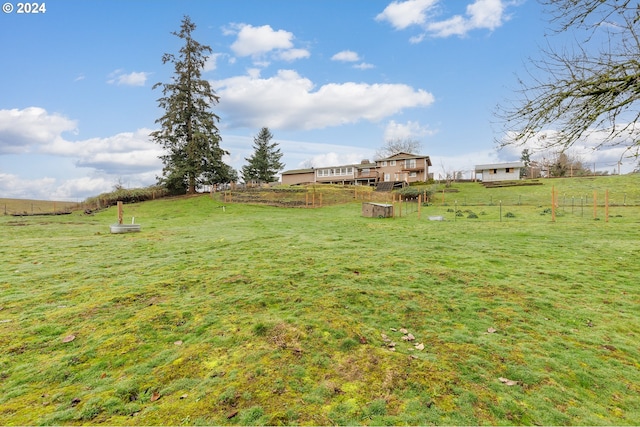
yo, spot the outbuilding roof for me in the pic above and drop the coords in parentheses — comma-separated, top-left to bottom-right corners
(475, 162, 524, 172)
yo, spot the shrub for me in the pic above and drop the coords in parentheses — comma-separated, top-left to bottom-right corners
(84, 185, 169, 210)
(395, 186, 433, 199)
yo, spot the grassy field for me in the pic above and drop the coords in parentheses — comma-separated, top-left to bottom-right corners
(1, 176, 639, 425)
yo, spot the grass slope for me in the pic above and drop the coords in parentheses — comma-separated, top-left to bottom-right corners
(1, 177, 639, 425)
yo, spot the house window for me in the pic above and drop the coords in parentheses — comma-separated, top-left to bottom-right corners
(347, 167, 353, 174)
(362, 168, 370, 174)
(409, 172, 417, 178)
(381, 161, 387, 166)
(405, 159, 416, 168)
(384, 173, 390, 181)
(490, 169, 497, 174)
(505, 168, 511, 173)
(389, 160, 396, 166)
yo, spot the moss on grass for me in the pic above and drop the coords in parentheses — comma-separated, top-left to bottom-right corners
(1, 180, 640, 425)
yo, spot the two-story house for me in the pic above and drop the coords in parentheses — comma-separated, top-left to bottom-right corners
(281, 152, 431, 187)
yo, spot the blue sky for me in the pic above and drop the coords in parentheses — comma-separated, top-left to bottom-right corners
(0, 0, 634, 200)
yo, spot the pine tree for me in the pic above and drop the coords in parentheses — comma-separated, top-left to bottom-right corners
(241, 127, 285, 185)
(151, 16, 229, 194)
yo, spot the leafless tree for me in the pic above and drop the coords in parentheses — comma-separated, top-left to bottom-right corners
(374, 138, 423, 159)
(497, 1, 640, 157)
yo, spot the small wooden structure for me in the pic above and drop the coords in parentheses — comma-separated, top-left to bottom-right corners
(110, 201, 141, 233)
(362, 202, 393, 218)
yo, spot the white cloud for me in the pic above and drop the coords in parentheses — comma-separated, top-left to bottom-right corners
(44, 128, 163, 174)
(213, 69, 435, 130)
(107, 70, 150, 86)
(332, 51, 373, 69)
(49, 176, 115, 201)
(427, 0, 507, 37)
(0, 172, 57, 200)
(383, 120, 437, 141)
(204, 53, 225, 72)
(353, 62, 375, 70)
(0, 108, 163, 199)
(377, 0, 511, 39)
(332, 50, 361, 62)
(277, 48, 310, 62)
(376, 0, 439, 30)
(226, 23, 310, 65)
(229, 24, 294, 56)
(0, 107, 77, 154)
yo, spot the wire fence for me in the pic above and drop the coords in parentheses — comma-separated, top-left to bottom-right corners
(1, 200, 81, 216)
(219, 186, 393, 207)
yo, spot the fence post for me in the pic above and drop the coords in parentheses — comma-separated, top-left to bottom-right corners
(117, 201, 123, 225)
(551, 185, 556, 222)
(418, 195, 422, 220)
(605, 189, 609, 222)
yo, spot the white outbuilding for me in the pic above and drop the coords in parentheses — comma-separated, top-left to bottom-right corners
(475, 162, 525, 182)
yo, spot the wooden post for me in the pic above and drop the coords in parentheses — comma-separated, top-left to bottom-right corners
(551, 186, 556, 222)
(593, 191, 597, 220)
(605, 189, 609, 222)
(305, 192, 309, 207)
(418, 195, 422, 220)
(117, 201, 123, 225)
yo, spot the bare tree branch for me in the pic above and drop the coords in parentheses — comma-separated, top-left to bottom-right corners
(496, 1, 640, 158)
(374, 138, 423, 159)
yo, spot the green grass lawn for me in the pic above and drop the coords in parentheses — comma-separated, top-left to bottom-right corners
(1, 177, 639, 425)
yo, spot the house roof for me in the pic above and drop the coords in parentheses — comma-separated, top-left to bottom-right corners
(377, 152, 432, 166)
(281, 168, 314, 175)
(475, 162, 525, 171)
(281, 153, 433, 175)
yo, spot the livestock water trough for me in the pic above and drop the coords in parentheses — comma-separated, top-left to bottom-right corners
(110, 201, 141, 233)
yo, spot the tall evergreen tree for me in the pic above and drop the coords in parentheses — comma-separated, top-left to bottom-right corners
(241, 127, 285, 184)
(151, 16, 229, 194)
